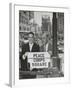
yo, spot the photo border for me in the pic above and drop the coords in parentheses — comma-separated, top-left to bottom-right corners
(9, 3, 70, 87)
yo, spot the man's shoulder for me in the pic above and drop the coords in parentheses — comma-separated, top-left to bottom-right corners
(25, 43, 29, 45)
(22, 43, 29, 47)
(34, 43, 39, 47)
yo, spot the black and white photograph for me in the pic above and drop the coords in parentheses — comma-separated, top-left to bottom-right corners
(19, 10, 64, 79)
(0, 0, 71, 89)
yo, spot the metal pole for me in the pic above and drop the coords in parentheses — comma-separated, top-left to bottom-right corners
(52, 12, 58, 67)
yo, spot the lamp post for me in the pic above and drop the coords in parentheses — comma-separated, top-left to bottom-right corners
(52, 12, 58, 68)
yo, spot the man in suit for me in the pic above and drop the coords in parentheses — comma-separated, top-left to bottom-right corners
(40, 33, 52, 68)
(40, 33, 52, 54)
(21, 32, 40, 71)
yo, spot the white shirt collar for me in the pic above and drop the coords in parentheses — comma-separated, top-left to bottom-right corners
(29, 43, 34, 51)
(29, 43, 33, 46)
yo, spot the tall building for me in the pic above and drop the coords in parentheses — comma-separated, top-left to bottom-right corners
(29, 11, 34, 20)
(57, 13, 64, 41)
(19, 11, 34, 43)
(41, 15, 51, 36)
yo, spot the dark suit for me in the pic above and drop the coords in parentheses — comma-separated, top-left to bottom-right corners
(20, 43, 40, 71)
(40, 42, 52, 52)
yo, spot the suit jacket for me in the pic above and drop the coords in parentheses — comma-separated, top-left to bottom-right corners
(21, 42, 40, 60)
(40, 42, 52, 52)
(20, 42, 40, 71)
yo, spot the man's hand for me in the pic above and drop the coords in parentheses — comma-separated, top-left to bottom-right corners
(22, 52, 28, 60)
(24, 52, 28, 56)
(22, 54, 26, 60)
(49, 51, 52, 55)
